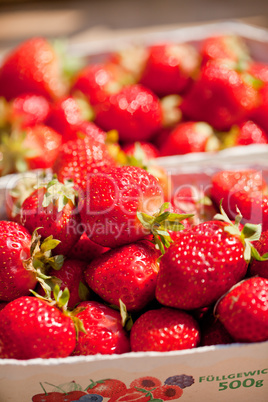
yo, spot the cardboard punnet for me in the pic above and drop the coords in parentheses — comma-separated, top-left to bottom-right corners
(0, 20, 268, 402)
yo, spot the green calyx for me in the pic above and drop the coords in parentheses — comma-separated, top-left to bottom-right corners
(38, 176, 78, 212)
(214, 200, 267, 263)
(137, 202, 194, 254)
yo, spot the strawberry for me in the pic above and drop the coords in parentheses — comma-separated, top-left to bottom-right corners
(159, 121, 220, 156)
(130, 307, 200, 352)
(21, 177, 81, 255)
(181, 60, 259, 131)
(74, 120, 107, 143)
(45, 95, 94, 142)
(122, 141, 160, 160)
(251, 83, 268, 133)
(53, 136, 116, 191)
(86, 379, 127, 398)
(248, 230, 268, 278)
(94, 84, 163, 143)
(108, 388, 151, 402)
(200, 315, 234, 346)
(67, 232, 109, 262)
(0, 295, 76, 359)
(72, 300, 130, 355)
(0, 37, 66, 101)
(85, 240, 159, 311)
(0, 221, 63, 302)
(215, 277, 268, 342)
(139, 42, 200, 96)
(200, 35, 250, 65)
(155, 207, 261, 310)
(231, 120, 268, 146)
(80, 165, 185, 249)
(0, 124, 62, 176)
(72, 62, 134, 106)
(8, 93, 51, 128)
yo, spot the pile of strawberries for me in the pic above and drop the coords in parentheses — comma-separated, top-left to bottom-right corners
(0, 34, 267, 362)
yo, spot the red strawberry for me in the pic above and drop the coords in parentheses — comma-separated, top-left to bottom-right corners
(0, 124, 62, 176)
(74, 120, 107, 143)
(130, 307, 200, 352)
(200, 35, 250, 65)
(122, 141, 160, 160)
(86, 379, 127, 398)
(234, 120, 268, 146)
(181, 60, 259, 131)
(151, 384, 183, 400)
(215, 277, 268, 342)
(85, 240, 159, 311)
(53, 136, 116, 191)
(108, 388, 151, 402)
(139, 42, 200, 96)
(0, 221, 62, 301)
(251, 83, 268, 133)
(67, 232, 109, 262)
(8, 93, 51, 128)
(248, 230, 268, 278)
(72, 300, 130, 355)
(72, 62, 134, 106)
(21, 177, 81, 255)
(80, 165, 181, 249)
(94, 84, 163, 143)
(200, 315, 234, 346)
(155, 209, 261, 310)
(45, 95, 94, 142)
(0, 295, 76, 359)
(0, 37, 66, 101)
(159, 121, 220, 156)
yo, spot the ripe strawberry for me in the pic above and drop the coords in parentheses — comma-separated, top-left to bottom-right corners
(200, 35, 250, 65)
(21, 177, 81, 255)
(85, 240, 159, 311)
(74, 120, 107, 143)
(8, 93, 51, 128)
(53, 136, 116, 191)
(72, 62, 134, 106)
(108, 388, 151, 402)
(80, 165, 183, 249)
(0, 295, 76, 359)
(94, 84, 163, 143)
(72, 300, 130, 355)
(159, 121, 220, 156)
(215, 277, 268, 342)
(122, 141, 160, 160)
(155, 208, 261, 310)
(45, 95, 94, 142)
(0, 221, 62, 301)
(251, 83, 268, 133)
(67, 232, 109, 262)
(151, 384, 183, 400)
(248, 230, 268, 278)
(200, 315, 234, 346)
(181, 60, 259, 131)
(232, 120, 268, 146)
(86, 379, 127, 398)
(130, 307, 200, 352)
(0, 124, 62, 176)
(0, 37, 66, 101)
(139, 42, 200, 96)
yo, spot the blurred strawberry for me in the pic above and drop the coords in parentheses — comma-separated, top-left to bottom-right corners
(248, 229, 268, 279)
(222, 120, 268, 147)
(67, 232, 109, 262)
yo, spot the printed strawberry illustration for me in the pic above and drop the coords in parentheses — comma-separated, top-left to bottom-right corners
(151, 384, 183, 400)
(107, 388, 152, 402)
(85, 240, 159, 311)
(21, 176, 81, 255)
(156, 206, 263, 310)
(71, 300, 130, 356)
(181, 59, 259, 131)
(0, 291, 77, 359)
(94, 84, 163, 143)
(86, 379, 127, 398)
(159, 121, 220, 156)
(215, 277, 268, 342)
(248, 229, 268, 278)
(130, 307, 200, 352)
(0, 37, 67, 101)
(53, 136, 116, 191)
(0, 221, 63, 302)
(130, 377, 162, 390)
(139, 42, 200, 96)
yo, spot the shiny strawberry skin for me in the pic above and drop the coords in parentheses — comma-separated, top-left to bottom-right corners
(53, 136, 116, 191)
(21, 187, 81, 255)
(80, 165, 164, 248)
(235, 120, 268, 146)
(67, 232, 109, 262)
(0, 37, 65, 101)
(130, 307, 200, 352)
(0, 296, 76, 359)
(216, 277, 268, 342)
(156, 221, 248, 310)
(0, 221, 36, 302)
(181, 60, 259, 131)
(248, 230, 268, 278)
(85, 240, 159, 311)
(94, 84, 163, 142)
(72, 300, 130, 356)
(9, 93, 51, 128)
